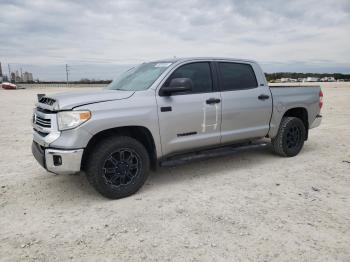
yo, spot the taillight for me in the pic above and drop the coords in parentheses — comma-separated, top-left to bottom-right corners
(319, 90, 323, 109)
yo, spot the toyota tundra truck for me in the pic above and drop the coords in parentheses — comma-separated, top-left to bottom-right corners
(32, 57, 323, 199)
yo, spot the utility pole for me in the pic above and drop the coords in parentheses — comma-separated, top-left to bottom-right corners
(65, 64, 70, 87)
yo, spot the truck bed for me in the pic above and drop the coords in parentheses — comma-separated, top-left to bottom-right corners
(267, 85, 321, 138)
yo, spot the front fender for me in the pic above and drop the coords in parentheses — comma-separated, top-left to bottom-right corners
(71, 92, 163, 158)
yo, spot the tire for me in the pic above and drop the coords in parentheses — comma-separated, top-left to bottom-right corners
(271, 117, 306, 157)
(85, 136, 150, 199)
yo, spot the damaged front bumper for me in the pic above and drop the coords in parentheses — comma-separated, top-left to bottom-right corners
(31, 103, 87, 175)
(32, 142, 83, 175)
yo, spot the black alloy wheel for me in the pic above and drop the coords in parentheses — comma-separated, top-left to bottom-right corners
(85, 136, 150, 199)
(285, 126, 302, 150)
(271, 117, 306, 157)
(102, 149, 141, 187)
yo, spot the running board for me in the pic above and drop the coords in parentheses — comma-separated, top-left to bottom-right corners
(160, 141, 269, 167)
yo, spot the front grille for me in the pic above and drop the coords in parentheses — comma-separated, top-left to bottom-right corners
(39, 96, 56, 106)
(36, 106, 54, 114)
(33, 128, 49, 137)
(34, 114, 52, 128)
(33, 104, 57, 133)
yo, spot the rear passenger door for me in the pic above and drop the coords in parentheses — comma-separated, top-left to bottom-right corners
(217, 62, 272, 143)
(157, 62, 222, 156)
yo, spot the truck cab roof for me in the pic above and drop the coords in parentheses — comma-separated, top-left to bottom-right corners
(152, 57, 258, 64)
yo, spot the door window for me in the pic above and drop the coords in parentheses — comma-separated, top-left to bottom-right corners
(164, 62, 213, 94)
(218, 62, 258, 91)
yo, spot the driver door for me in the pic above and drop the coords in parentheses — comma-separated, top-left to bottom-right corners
(156, 62, 222, 156)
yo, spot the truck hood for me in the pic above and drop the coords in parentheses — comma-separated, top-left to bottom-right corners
(39, 89, 135, 110)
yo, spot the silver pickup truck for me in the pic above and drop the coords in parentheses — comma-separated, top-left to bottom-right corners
(32, 57, 323, 199)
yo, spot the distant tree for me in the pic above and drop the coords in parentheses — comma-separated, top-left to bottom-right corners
(265, 72, 350, 81)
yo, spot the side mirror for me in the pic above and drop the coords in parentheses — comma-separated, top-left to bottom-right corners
(160, 78, 193, 96)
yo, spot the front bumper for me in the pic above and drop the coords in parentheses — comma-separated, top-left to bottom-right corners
(310, 114, 322, 129)
(32, 142, 83, 175)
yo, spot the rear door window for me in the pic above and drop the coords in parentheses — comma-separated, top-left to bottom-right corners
(218, 62, 258, 91)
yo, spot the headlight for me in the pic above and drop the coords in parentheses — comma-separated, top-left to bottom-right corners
(57, 110, 91, 131)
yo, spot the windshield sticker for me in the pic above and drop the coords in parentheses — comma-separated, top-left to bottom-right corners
(154, 63, 172, 68)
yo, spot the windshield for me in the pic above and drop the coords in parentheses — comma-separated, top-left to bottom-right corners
(106, 62, 172, 91)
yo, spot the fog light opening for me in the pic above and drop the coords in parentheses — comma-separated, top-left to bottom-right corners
(53, 155, 62, 166)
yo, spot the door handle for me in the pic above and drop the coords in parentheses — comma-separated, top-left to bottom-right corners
(258, 94, 270, 100)
(206, 98, 221, 104)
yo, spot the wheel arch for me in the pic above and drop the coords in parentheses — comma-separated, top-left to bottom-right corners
(81, 126, 158, 170)
(282, 107, 309, 140)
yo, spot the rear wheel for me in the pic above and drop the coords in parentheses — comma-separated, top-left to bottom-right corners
(85, 136, 150, 199)
(271, 117, 306, 157)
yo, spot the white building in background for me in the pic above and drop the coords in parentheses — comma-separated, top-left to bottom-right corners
(280, 78, 298, 83)
(22, 72, 33, 82)
(23, 72, 29, 82)
(15, 70, 21, 82)
(305, 77, 319, 82)
(321, 77, 336, 82)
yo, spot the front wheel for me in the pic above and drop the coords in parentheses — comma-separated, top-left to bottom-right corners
(271, 117, 306, 157)
(85, 136, 150, 199)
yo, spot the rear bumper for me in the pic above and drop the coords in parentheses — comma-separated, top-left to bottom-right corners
(310, 115, 322, 129)
(32, 142, 83, 175)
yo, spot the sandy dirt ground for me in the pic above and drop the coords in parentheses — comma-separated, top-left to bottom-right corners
(0, 83, 349, 261)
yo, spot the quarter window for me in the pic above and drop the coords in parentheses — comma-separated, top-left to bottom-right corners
(218, 62, 258, 91)
(165, 62, 213, 94)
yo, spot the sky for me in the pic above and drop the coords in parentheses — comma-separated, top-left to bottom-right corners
(0, 0, 349, 80)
